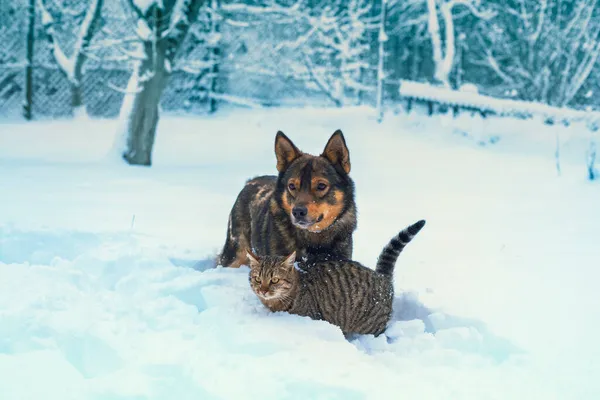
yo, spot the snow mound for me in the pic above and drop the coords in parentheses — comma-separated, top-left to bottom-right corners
(0, 228, 533, 399)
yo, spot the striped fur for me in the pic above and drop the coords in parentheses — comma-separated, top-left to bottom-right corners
(247, 219, 426, 336)
(375, 219, 426, 276)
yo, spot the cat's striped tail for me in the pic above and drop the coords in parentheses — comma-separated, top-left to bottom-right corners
(375, 220, 426, 276)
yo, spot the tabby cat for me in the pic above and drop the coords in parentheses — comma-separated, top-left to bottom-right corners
(246, 219, 426, 336)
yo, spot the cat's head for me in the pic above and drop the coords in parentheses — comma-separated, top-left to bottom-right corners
(246, 250, 298, 301)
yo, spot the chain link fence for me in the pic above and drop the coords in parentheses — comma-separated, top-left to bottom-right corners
(0, 1, 27, 118)
(0, 0, 216, 119)
(1, 0, 368, 120)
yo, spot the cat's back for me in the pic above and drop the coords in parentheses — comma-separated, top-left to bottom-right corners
(300, 260, 381, 284)
(293, 260, 394, 335)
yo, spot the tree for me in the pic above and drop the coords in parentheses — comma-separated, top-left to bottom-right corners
(38, 0, 104, 117)
(24, 0, 35, 120)
(472, 0, 600, 106)
(384, 0, 429, 100)
(114, 0, 205, 166)
(206, 0, 222, 113)
(299, 0, 376, 106)
(234, 0, 377, 107)
(425, 0, 494, 88)
(178, 0, 222, 113)
(376, 0, 388, 121)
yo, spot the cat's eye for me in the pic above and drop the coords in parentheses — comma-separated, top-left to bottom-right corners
(271, 277, 279, 283)
(254, 276, 261, 283)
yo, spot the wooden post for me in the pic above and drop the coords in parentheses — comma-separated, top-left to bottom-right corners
(23, 0, 35, 120)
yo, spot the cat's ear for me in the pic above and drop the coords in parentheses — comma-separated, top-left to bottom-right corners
(282, 251, 296, 270)
(246, 249, 260, 268)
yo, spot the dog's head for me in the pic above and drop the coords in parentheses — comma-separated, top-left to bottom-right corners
(273, 130, 354, 233)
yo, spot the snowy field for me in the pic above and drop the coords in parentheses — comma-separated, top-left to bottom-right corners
(0, 107, 599, 399)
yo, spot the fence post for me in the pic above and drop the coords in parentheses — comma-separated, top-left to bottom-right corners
(23, 0, 35, 120)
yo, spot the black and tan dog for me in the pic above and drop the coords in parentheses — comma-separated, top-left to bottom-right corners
(218, 130, 357, 268)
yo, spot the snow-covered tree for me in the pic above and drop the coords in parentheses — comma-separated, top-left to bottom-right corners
(215, 1, 378, 107)
(383, 0, 429, 101)
(299, 0, 376, 106)
(24, 0, 35, 120)
(376, 0, 388, 121)
(425, 0, 494, 88)
(205, 0, 221, 113)
(114, 0, 205, 166)
(248, 1, 377, 106)
(472, 0, 600, 106)
(178, 0, 222, 113)
(38, 0, 104, 118)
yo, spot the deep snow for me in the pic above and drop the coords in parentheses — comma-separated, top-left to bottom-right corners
(0, 107, 599, 399)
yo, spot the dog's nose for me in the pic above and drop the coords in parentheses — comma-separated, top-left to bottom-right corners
(292, 206, 308, 219)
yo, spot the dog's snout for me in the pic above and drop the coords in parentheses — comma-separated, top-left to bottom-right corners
(292, 206, 308, 219)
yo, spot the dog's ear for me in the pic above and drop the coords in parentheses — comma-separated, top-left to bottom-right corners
(275, 131, 301, 172)
(322, 130, 350, 174)
(246, 249, 260, 268)
(282, 251, 296, 270)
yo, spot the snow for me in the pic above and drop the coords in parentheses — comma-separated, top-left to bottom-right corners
(134, 0, 159, 14)
(1, 107, 599, 399)
(38, 0, 102, 83)
(458, 83, 478, 93)
(39, 0, 54, 26)
(72, 105, 88, 120)
(136, 19, 153, 41)
(109, 63, 141, 163)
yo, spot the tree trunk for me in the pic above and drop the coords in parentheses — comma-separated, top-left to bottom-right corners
(121, 42, 170, 166)
(23, 0, 35, 120)
(71, 82, 86, 118)
(426, 0, 447, 86)
(118, 0, 205, 166)
(376, 0, 387, 122)
(208, 0, 221, 114)
(70, 0, 104, 117)
(71, 83, 83, 109)
(437, 1, 455, 87)
(588, 140, 597, 181)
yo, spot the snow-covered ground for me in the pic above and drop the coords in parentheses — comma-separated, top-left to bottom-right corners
(0, 107, 599, 399)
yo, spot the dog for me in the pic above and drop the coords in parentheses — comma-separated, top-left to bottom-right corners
(218, 130, 357, 268)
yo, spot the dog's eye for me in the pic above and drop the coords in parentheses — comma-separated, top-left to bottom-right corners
(271, 277, 279, 283)
(316, 183, 328, 191)
(288, 183, 296, 191)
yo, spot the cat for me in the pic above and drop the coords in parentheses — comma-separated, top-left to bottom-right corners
(246, 219, 426, 336)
